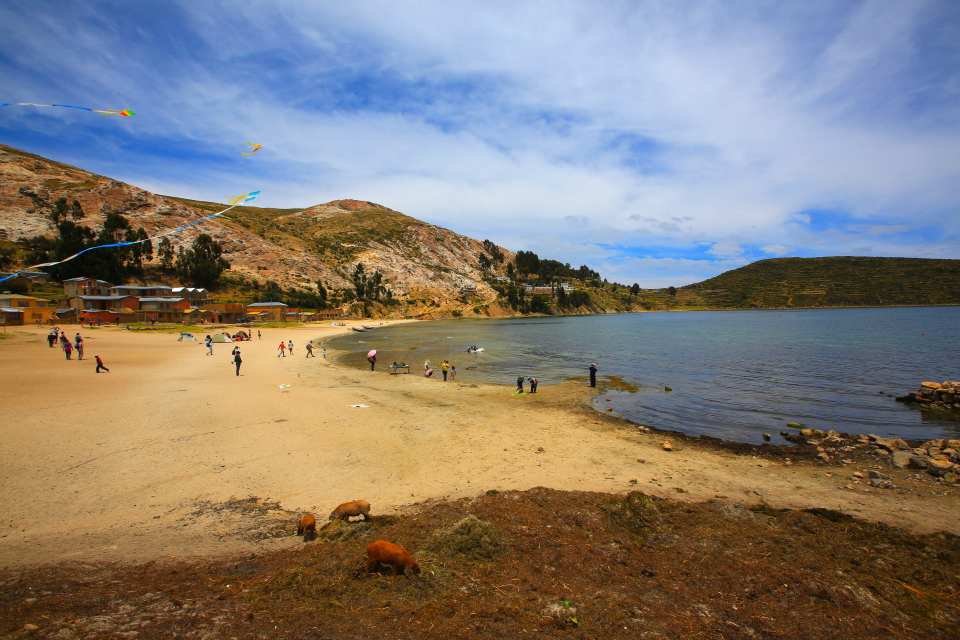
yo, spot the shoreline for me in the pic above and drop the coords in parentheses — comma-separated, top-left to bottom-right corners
(1, 321, 958, 570)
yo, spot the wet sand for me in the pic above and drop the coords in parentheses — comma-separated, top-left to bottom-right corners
(1, 322, 957, 569)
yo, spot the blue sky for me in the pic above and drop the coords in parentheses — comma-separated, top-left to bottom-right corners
(1, 0, 958, 287)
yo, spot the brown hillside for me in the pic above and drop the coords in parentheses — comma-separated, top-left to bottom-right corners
(0, 144, 513, 313)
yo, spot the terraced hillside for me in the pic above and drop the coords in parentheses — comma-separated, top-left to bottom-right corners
(681, 257, 960, 308)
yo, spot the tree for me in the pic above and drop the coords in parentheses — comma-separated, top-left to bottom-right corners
(630, 283, 640, 295)
(158, 238, 175, 272)
(175, 234, 230, 288)
(667, 286, 677, 296)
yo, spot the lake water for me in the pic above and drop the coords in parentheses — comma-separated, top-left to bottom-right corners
(324, 307, 960, 444)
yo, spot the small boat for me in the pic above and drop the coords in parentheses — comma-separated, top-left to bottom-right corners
(352, 327, 367, 332)
(361, 325, 377, 330)
(466, 346, 484, 353)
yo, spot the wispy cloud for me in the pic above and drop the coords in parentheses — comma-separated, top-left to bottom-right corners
(2, 0, 958, 286)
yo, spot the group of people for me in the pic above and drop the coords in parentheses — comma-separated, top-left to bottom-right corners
(515, 375, 539, 394)
(420, 359, 456, 380)
(47, 326, 109, 372)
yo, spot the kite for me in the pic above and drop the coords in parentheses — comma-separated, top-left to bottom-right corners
(0, 191, 260, 284)
(241, 143, 261, 155)
(226, 191, 261, 206)
(1, 103, 135, 116)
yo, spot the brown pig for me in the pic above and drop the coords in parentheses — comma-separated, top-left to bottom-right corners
(329, 499, 371, 522)
(297, 513, 317, 542)
(366, 540, 420, 577)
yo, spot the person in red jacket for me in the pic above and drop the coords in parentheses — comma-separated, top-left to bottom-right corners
(95, 354, 109, 373)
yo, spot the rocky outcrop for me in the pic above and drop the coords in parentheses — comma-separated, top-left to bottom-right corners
(780, 426, 959, 482)
(895, 381, 960, 412)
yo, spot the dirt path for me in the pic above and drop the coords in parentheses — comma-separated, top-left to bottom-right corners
(1, 323, 956, 569)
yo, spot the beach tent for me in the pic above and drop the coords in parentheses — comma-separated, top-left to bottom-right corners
(211, 333, 234, 343)
(177, 333, 197, 342)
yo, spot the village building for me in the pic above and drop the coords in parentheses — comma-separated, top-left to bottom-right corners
(172, 287, 212, 307)
(138, 298, 190, 323)
(247, 301, 288, 322)
(0, 307, 24, 326)
(109, 285, 174, 298)
(203, 302, 247, 324)
(62, 277, 111, 297)
(67, 295, 140, 324)
(0, 293, 57, 324)
(522, 283, 574, 295)
(316, 308, 344, 320)
(0, 270, 50, 293)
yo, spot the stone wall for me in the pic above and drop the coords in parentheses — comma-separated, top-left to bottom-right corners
(896, 380, 960, 411)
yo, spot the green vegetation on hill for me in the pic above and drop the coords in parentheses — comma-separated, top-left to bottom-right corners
(681, 257, 960, 309)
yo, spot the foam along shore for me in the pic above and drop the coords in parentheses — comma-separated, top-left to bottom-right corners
(0, 321, 957, 569)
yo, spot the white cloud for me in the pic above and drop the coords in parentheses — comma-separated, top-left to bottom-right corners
(2, 0, 959, 286)
(761, 244, 793, 257)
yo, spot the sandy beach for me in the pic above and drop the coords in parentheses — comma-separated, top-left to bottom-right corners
(1, 321, 957, 570)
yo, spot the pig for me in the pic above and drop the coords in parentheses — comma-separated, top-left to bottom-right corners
(297, 513, 317, 542)
(329, 499, 371, 522)
(366, 540, 420, 577)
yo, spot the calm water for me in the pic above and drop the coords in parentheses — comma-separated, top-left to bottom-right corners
(325, 307, 960, 444)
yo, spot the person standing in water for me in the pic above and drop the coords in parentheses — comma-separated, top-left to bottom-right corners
(441, 360, 450, 381)
(589, 363, 597, 387)
(368, 353, 377, 371)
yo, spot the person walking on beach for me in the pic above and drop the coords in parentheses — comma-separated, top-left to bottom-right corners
(95, 354, 109, 373)
(47, 329, 56, 348)
(233, 349, 242, 376)
(277, 341, 286, 357)
(368, 353, 377, 371)
(75, 334, 84, 360)
(441, 360, 450, 381)
(589, 363, 597, 387)
(306, 341, 315, 357)
(516, 375, 524, 393)
(322, 347, 326, 359)
(63, 340, 73, 360)
(287, 340, 294, 355)
(529, 376, 538, 393)
(257, 330, 261, 340)
(206, 337, 213, 355)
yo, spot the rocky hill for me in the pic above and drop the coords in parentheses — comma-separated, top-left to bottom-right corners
(0, 143, 513, 315)
(678, 256, 960, 309)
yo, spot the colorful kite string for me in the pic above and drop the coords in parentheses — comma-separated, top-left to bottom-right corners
(0, 103, 135, 116)
(0, 191, 260, 284)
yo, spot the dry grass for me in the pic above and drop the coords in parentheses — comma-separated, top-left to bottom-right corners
(2, 487, 958, 639)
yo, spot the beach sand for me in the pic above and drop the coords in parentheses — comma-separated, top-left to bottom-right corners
(1, 322, 957, 569)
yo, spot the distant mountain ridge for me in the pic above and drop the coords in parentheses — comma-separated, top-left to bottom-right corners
(2, 143, 958, 316)
(680, 257, 960, 308)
